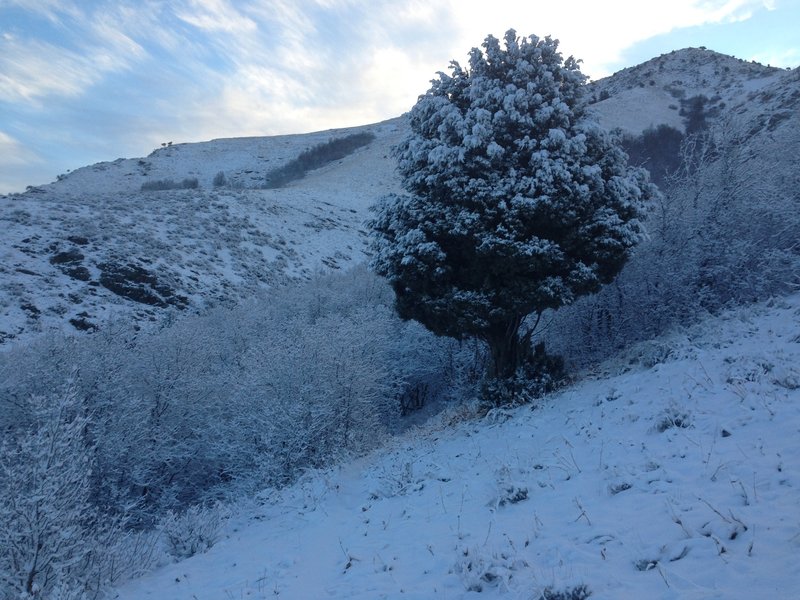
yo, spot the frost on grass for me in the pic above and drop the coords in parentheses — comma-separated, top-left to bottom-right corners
(75, 292, 800, 600)
(653, 405, 693, 432)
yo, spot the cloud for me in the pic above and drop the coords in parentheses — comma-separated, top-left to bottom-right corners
(0, 37, 99, 102)
(750, 47, 800, 68)
(2, 0, 82, 23)
(0, 131, 41, 167)
(437, 0, 773, 78)
(0, 3, 146, 104)
(175, 0, 258, 33)
(142, 0, 462, 142)
(0, 131, 45, 193)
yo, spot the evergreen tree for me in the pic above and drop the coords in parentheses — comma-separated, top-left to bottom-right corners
(371, 30, 655, 382)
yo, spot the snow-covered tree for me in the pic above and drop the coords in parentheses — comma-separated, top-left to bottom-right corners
(371, 30, 655, 382)
(0, 387, 99, 598)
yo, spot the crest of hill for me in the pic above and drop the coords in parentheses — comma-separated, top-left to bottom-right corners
(587, 47, 787, 134)
(42, 118, 405, 197)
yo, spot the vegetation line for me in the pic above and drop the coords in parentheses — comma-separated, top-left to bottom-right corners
(264, 132, 375, 189)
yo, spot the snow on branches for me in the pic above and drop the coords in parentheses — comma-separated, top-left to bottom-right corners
(371, 30, 656, 382)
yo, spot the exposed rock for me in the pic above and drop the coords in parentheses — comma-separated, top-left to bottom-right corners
(98, 262, 188, 309)
(49, 248, 84, 265)
(70, 313, 98, 331)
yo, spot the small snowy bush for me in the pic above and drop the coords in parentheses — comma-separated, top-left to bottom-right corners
(539, 584, 592, 600)
(212, 170, 227, 187)
(654, 405, 693, 433)
(480, 343, 566, 407)
(162, 503, 230, 559)
(453, 545, 528, 593)
(140, 177, 199, 191)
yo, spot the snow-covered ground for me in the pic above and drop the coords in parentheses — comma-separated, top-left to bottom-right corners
(112, 294, 800, 599)
(0, 119, 404, 346)
(587, 47, 785, 135)
(2, 47, 797, 598)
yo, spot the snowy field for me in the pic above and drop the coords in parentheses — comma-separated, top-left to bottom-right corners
(112, 294, 800, 599)
(2, 48, 797, 599)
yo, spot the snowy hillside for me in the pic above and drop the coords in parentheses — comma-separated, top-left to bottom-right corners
(112, 294, 800, 599)
(587, 47, 785, 134)
(1, 48, 798, 348)
(0, 119, 404, 346)
(1, 44, 798, 600)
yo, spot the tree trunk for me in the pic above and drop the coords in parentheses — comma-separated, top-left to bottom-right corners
(485, 316, 525, 380)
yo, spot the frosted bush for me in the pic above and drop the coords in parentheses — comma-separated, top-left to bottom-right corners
(162, 503, 230, 559)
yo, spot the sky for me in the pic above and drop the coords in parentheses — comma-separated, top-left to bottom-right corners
(1, 0, 798, 194)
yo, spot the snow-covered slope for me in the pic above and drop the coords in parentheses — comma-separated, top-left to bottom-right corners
(587, 47, 786, 135)
(112, 294, 800, 599)
(0, 119, 404, 346)
(1, 49, 797, 348)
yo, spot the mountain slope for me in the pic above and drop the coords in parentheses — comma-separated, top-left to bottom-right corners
(112, 294, 800, 599)
(0, 119, 404, 345)
(1, 49, 798, 348)
(587, 47, 786, 134)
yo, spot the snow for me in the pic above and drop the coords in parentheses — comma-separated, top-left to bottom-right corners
(1, 47, 797, 598)
(590, 85, 686, 135)
(0, 119, 405, 347)
(587, 47, 787, 135)
(3, 50, 796, 349)
(112, 294, 800, 599)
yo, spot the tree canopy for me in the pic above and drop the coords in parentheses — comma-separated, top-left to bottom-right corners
(371, 30, 655, 381)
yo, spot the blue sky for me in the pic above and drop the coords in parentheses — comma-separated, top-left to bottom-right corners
(1, 0, 798, 193)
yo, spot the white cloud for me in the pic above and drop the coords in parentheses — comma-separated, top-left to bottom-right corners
(146, 0, 459, 140)
(0, 132, 41, 167)
(750, 47, 800, 68)
(175, 0, 258, 33)
(2, 0, 82, 23)
(0, 3, 148, 103)
(436, 0, 772, 78)
(0, 38, 101, 102)
(89, 15, 147, 61)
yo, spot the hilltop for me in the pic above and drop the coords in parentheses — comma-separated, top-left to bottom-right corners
(587, 47, 786, 134)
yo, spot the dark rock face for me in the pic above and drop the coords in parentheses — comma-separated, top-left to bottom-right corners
(70, 314, 98, 331)
(66, 235, 90, 246)
(49, 248, 84, 265)
(49, 246, 91, 281)
(65, 266, 91, 281)
(98, 262, 188, 309)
